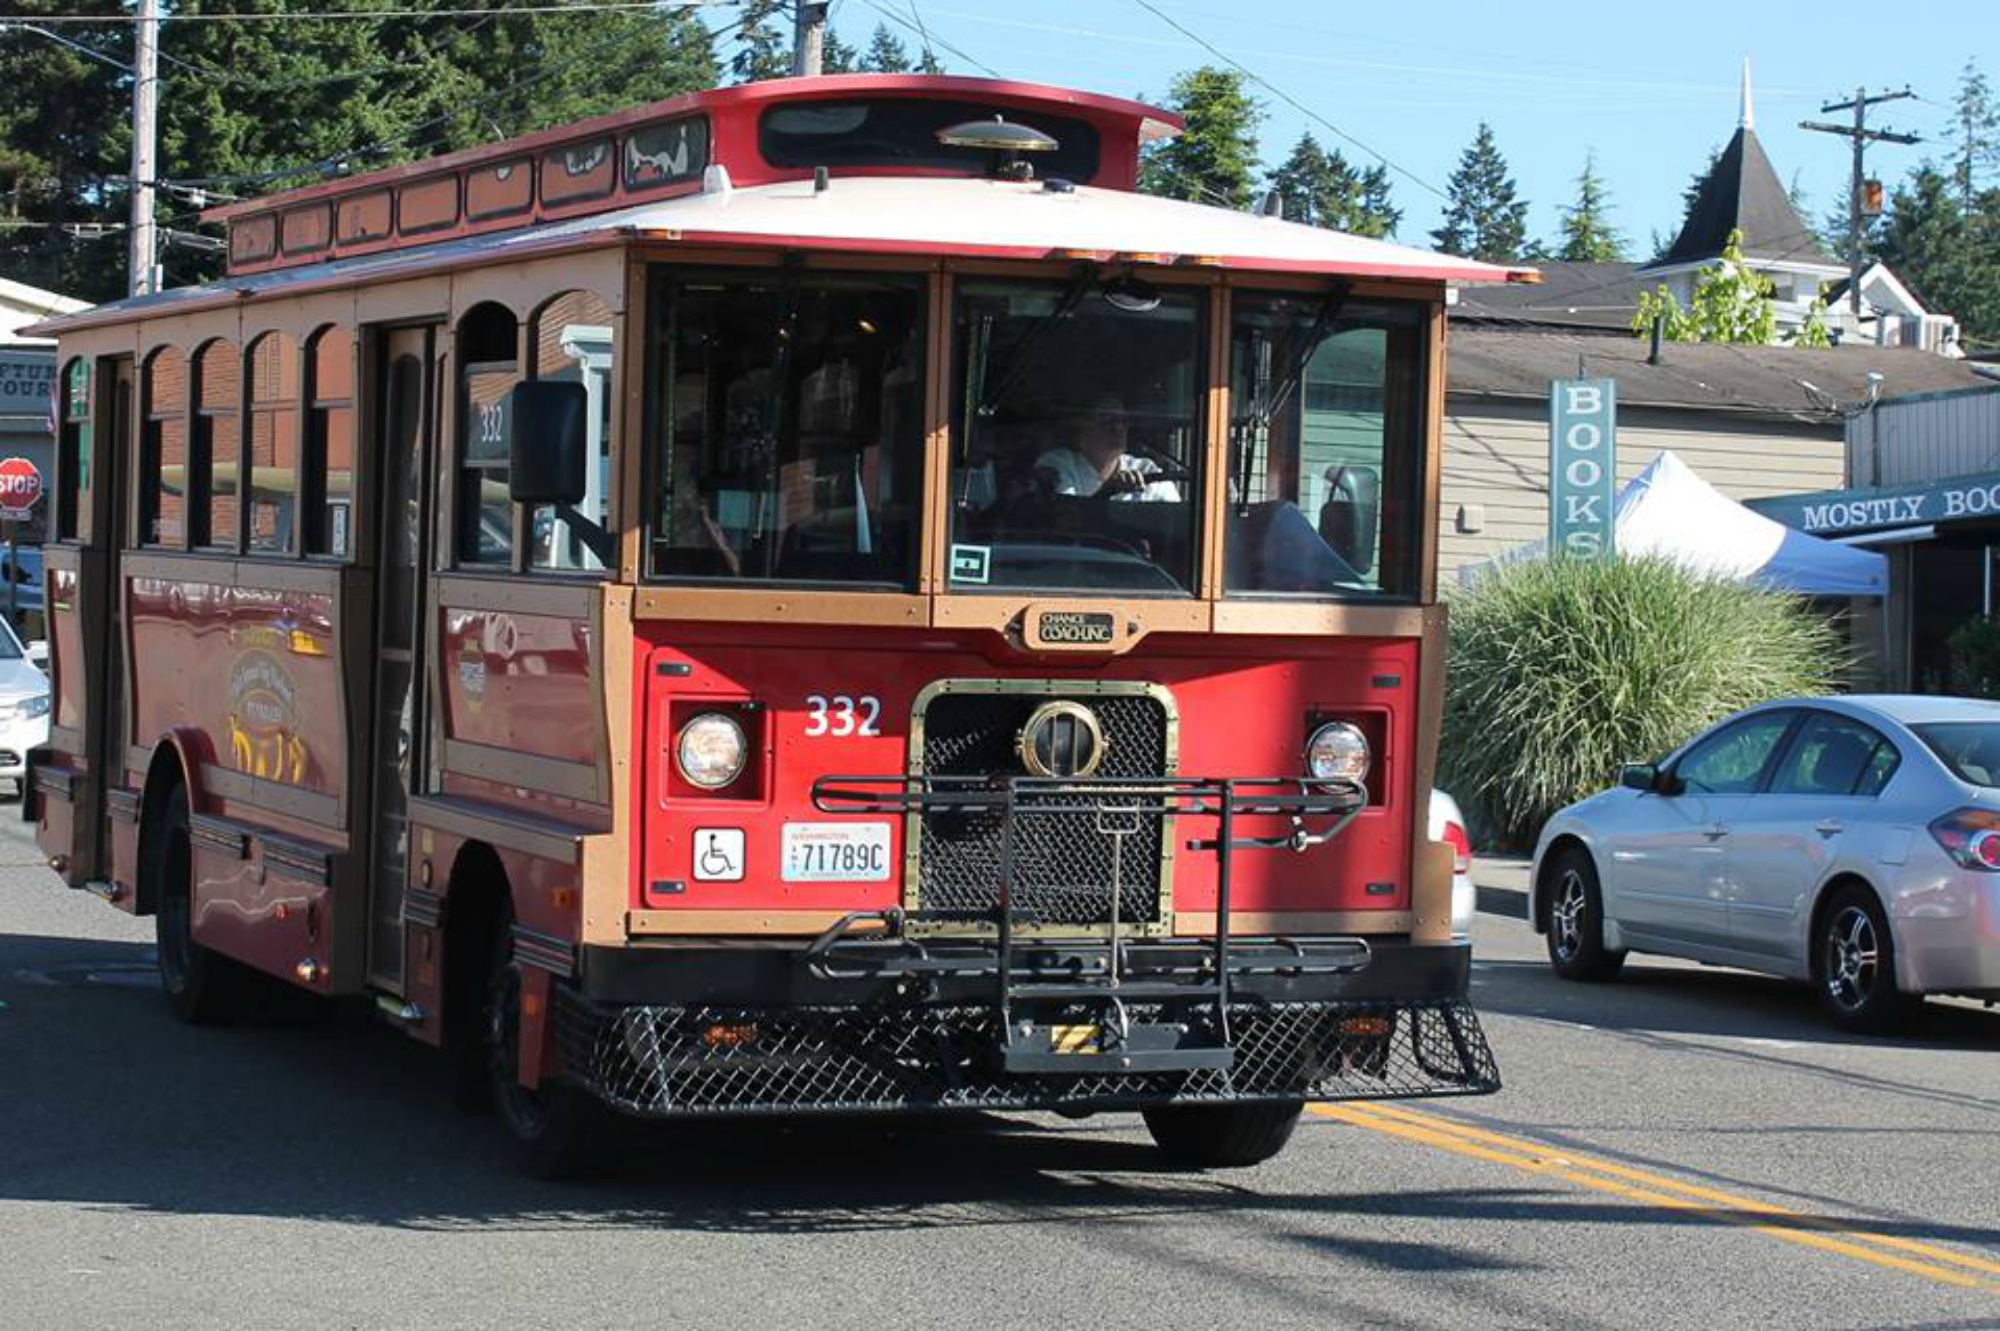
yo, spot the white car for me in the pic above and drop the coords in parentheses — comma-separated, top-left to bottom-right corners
(1430, 787, 1476, 940)
(0, 615, 49, 795)
(1532, 695, 2000, 1031)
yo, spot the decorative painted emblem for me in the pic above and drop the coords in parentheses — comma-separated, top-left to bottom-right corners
(227, 648, 308, 783)
(1017, 701, 1107, 780)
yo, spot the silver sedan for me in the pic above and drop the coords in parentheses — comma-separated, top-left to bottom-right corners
(1530, 695, 2000, 1031)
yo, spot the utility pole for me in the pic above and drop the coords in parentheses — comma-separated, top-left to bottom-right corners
(129, 0, 161, 297)
(791, 0, 826, 77)
(1801, 86, 1919, 319)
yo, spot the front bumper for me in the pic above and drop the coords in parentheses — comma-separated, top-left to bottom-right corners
(562, 935, 1499, 1118)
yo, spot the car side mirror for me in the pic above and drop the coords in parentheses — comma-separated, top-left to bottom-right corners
(25, 640, 47, 673)
(507, 380, 588, 507)
(1620, 762, 1674, 794)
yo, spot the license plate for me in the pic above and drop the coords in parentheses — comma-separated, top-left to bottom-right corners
(781, 822, 893, 883)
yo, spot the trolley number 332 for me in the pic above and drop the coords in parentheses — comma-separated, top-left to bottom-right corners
(803, 694, 882, 737)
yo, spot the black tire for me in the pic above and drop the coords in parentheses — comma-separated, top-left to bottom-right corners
(1543, 846, 1626, 982)
(149, 792, 245, 1025)
(1142, 1101, 1304, 1167)
(484, 920, 609, 1179)
(1812, 885, 1917, 1034)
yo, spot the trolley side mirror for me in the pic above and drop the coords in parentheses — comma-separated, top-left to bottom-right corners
(507, 380, 588, 507)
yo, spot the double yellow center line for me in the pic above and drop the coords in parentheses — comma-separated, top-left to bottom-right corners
(1311, 1101, 2000, 1293)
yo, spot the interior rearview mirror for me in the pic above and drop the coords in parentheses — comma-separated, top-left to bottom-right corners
(507, 380, 588, 507)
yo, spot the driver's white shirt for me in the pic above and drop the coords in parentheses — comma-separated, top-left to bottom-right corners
(1034, 447, 1182, 503)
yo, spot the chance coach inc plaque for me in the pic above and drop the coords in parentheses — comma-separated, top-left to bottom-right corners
(1549, 377, 1617, 557)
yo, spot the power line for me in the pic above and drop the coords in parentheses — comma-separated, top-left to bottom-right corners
(0, 19, 133, 73)
(1126, 0, 1445, 203)
(3, 1, 738, 24)
(852, 0, 994, 77)
(1800, 86, 1921, 318)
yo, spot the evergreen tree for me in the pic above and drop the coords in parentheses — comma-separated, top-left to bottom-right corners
(1263, 132, 1398, 238)
(1655, 143, 1721, 259)
(1949, 59, 1999, 212)
(0, 0, 130, 299)
(820, 27, 860, 75)
(862, 23, 912, 74)
(916, 45, 945, 75)
(1554, 153, 1625, 262)
(1876, 165, 2000, 347)
(1138, 67, 1262, 210)
(730, 0, 792, 83)
(1431, 121, 1528, 263)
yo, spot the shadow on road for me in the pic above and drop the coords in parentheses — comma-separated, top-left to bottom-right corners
(1472, 955, 2000, 1054)
(5, 929, 1999, 1269)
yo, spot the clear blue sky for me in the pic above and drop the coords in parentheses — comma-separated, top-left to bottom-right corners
(787, 0, 1996, 254)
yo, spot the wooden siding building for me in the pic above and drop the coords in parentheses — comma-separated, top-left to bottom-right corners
(1436, 328, 1995, 586)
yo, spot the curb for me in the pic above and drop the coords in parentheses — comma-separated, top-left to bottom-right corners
(1475, 884, 1529, 921)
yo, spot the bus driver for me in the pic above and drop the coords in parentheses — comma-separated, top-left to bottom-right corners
(1034, 395, 1181, 503)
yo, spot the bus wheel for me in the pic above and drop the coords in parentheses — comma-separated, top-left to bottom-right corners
(483, 925, 606, 1180)
(1141, 1100, 1303, 1167)
(150, 794, 243, 1025)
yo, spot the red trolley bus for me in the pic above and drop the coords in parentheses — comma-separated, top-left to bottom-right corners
(29, 74, 1525, 1175)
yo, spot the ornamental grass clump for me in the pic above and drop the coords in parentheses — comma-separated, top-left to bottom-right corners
(1439, 556, 1843, 850)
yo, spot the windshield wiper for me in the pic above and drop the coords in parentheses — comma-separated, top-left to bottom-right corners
(973, 265, 1097, 419)
(1235, 283, 1351, 508)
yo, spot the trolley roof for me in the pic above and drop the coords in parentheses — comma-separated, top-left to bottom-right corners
(31, 75, 1531, 336)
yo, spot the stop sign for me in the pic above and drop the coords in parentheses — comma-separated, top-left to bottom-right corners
(0, 457, 41, 517)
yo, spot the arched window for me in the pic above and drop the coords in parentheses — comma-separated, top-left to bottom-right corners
(528, 289, 615, 573)
(57, 358, 91, 543)
(305, 327, 355, 558)
(247, 333, 300, 553)
(141, 346, 188, 547)
(456, 302, 519, 566)
(194, 339, 241, 549)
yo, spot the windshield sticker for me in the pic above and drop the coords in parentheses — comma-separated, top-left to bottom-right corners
(949, 544, 991, 584)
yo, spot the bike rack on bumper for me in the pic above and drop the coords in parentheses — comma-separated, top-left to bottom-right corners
(555, 775, 1500, 1118)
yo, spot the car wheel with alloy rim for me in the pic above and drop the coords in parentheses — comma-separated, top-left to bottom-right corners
(1812, 884, 1916, 1034)
(1544, 846, 1625, 982)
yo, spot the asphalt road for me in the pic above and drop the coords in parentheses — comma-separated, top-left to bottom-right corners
(2, 823, 1996, 1331)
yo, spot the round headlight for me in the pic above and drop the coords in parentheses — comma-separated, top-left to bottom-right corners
(1306, 721, 1370, 784)
(676, 713, 748, 790)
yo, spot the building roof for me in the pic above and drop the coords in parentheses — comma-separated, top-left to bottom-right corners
(1646, 126, 1836, 271)
(0, 276, 89, 345)
(1447, 327, 1996, 420)
(33, 176, 1530, 337)
(1452, 260, 1643, 332)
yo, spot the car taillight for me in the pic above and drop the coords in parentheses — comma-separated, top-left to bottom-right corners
(1442, 820, 1472, 875)
(1927, 808, 2000, 871)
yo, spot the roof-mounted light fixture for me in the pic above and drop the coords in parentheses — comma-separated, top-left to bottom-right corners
(936, 114, 1059, 181)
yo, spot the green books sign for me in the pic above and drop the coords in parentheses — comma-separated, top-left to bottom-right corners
(1550, 377, 1616, 557)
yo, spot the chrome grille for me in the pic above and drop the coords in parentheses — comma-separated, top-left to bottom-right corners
(911, 686, 1172, 931)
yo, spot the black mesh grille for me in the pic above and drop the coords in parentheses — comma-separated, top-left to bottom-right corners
(915, 690, 1170, 928)
(555, 991, 1500, 1117)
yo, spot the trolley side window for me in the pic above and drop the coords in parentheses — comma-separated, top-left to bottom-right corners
(947, 276, 1205, 595)
(456, 303, 521, 567)
(247, 332, 301, 555)
(647, 270, 925, 586)
(194, 339, 241, 551)
(528, 290, 615, 575)
(141, 346, 189, 549)
(1225, 294, 1427, 599)
(305, 327, 355, 559)
(58, 358, 91, 544)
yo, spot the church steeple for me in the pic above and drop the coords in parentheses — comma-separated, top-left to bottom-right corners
(1643, 64, 1836, 271)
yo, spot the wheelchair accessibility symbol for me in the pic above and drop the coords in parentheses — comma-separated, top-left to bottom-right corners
(693, 828, 745, 882)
